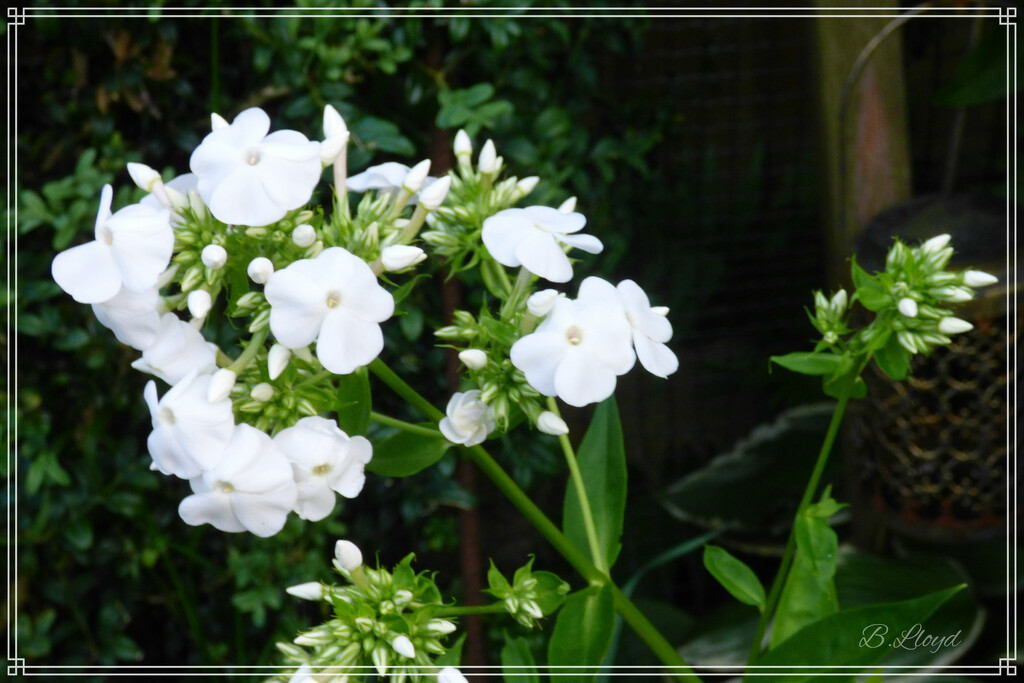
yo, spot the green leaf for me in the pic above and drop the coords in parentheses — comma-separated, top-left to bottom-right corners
(365, 428, 450, 477)
(703, 545, 766, 611)
(335, 369, 371, 436)
(548, 584, 615, 680)
(434, 633, 465, 666)
(563, 397, 627, 570)
(770, 352, 843, 377)
(874, 334, 911, 381)
(756, 585, 964, 679)
(501, 634, 540, 683)
(822, 373, 867, 399)
(531, 570, 570, 616)
(851, 256, 890, 312)
(771, 499, 841, 647)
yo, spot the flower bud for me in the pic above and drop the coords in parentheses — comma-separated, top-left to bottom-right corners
(391, 635, 416, 659)
(516, 176, 540, 197)
(527, 289, 559, 316)
(558, 196, 577, 214)
(897, 297, 918, 318)
(938, 316, 974, 335)
(210, 112, 229, 131)
(932, 286, 973, 303)
(381, 245, 427, 271)
(187, 289, 213, 319)
(247, 257, 274, 284)
(423, 619, 457, 636)
(830, 289, 848, 314)
(479, 139, 498, 174)
(188, 190, 207, 220)
(371, 643, 389, 677)
(285, 582, 324, 601)
(438, 668, 469, 683)
(522, 599, 544, 620)
(334, 539, 363, 571)
(403, 159, 431, 193)
(419, 175, 452, 211)
(321, 104, 350, 164)
(201, 244, 227, 269)
(458, 349, 487, 370)
(921, 233, 951, 254)
(292, 224, 317, 248)
(127, 162, 162, 193)
(651, 305, 670, 316)
(268, 344, 290, 380)
(963, 269, 998, 288)
(454, 129, 472, 160)
(537, 411, 569, 436)
(207, 368, 237, 403)
(251, 382, 274, 402)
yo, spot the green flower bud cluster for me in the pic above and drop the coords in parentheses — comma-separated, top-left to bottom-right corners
(811, 289, 849, 347)
(274, 554, 456, 683)
(483, 557, 569, 631)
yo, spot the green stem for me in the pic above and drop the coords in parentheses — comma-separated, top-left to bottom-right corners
(370, 411, 442, 439)
(746, 368, 859, 667)
(500, 267, 534, 320)
(228, 328, 269, 374)
(368, 359, 700, 680)
(548, 397, 608, 573)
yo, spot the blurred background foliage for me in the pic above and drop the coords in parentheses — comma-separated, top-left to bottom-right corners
(12, 0, 1012, 674)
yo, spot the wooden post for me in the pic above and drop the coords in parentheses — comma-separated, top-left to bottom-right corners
(813, 3, 914, 286)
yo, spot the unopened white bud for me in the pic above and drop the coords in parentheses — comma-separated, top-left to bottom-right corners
(127, 162, 162, 193)
(381, 245, 427, 271)
(934, 286, 973, 303)
(458, 349, 487, 370)
(516, 176, 540, 197)
(187, 289, 213, 319)
(651, 305, 670, 316)
(391, 635, 415, 659)
(286, 582, 324, 601)
(251, 382, 274, 402)
(321, 104, 350, 164)
(963, 269, 998, 288)
(830, 289, 848, 314)
(537, 411, 569, 436)
(292, 224, 317, 247)
(558, 196, 577, 214)
(247, 257, 274, 284)
(157, 264, 179, 289)
(334, 539, 363, 571)
(424, 619, 457, 636)
(210, 113, 229, 131)
(479, 139, 498, 174)
(207, 368, 237, 403)
(403, 159, 431, 193)
(921, 234, 951, 254)
(419, 175, 452, 211)
(938, 316, 974, 335)
(438, 668, 469, 683)
(268, 344, 290, 380)
(527, 289, 559, 316)
(201, 244, 227, 269)
(188, 190, 207, 220)
(898, 297, 918, 318)
(454, 129, 472, 160)
(522, 600, 544, 619)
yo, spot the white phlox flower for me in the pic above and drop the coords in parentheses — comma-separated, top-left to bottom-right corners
(439, 390, 496, 447)
(52, 184, 174, 304)
(91, 285, 163, 350)
(189, 107, 322, 226)
(178, 423, 298, 537)
(143, 371, 235, 479)
(131, 312, 219, 385)
(616, 279, 678, 379)
(482, 206, 603, 283)
(511, 277, 635, 407)
(264, 247, 395, 374)
(346, 161, 438, 202)
(274, 416, 373, 522)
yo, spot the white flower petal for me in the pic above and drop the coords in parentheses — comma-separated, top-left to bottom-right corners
(91, 286, 162, 350)
(510, 332, 566, 397)
(316, 309, 384, 374)
(179, 491, 247, 533)
(554, 349, 617, 407)
(515, 230, 573, 283)
(231, 487, 296, 537)
(557, 232, 603, 254)
(265, 269, 328, 348)
(52, 240, 122, 304)
(633, 333, 679, 379)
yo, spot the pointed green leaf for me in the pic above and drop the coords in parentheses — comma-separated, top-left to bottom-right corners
(563, 397, 627, 570)
(548, 585, 615, 680)
(703, 545, 766, 611)
(335, 369, 371, 436)
(874, 334, 911, 381)
(770, 352, 843, 377)
(756, 585, 965, 679)
(365, 428, 450, 477)
(501, 634, 540, 683)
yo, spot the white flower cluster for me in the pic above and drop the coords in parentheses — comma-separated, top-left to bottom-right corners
(50, 106, 422, 536)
